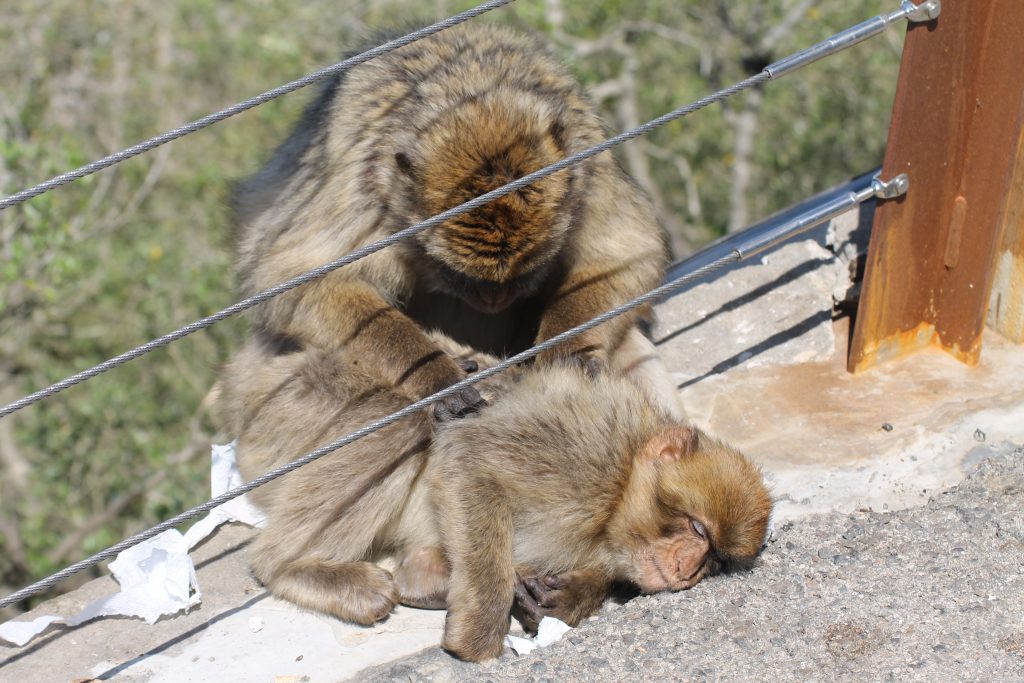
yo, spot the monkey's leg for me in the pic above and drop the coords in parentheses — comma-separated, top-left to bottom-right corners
(513, 568, 612, 633)
(394, 546, 449, 609)
(436, 483, 514, 661)
(267, 558, 398, 625)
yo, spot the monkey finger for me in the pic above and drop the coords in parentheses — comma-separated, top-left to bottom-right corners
(436, 386, 486, 420)
(431, 403, 454, 421)
(522, 577, 563, 608)
(512, 579, 544, 632)
(513, 579, 541, 613)
(542, 574, 566, 589)
(458, 358, 479, 374)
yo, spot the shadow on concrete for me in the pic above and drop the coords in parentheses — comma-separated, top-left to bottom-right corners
(653, 258, 831, 348)
(675, 309, 832, 390)
(93, 592, 271, 680)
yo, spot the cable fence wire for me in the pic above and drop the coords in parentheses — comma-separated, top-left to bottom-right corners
(0, 0, 516, 212)
(0, 1, 924, 608)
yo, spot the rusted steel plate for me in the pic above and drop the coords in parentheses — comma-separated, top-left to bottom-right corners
(849, 0, 1024, 372)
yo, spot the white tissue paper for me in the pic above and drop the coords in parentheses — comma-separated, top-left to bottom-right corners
(505, 616, 573, 655)
(184, 441, 267, 548)
(0, 442, 265, 647)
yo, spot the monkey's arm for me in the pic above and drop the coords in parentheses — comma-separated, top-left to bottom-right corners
(513, 568, 612, 633)
(259, 273, 483, 415)
(434, 470, 515, 662)
(535, 168, 667, 372)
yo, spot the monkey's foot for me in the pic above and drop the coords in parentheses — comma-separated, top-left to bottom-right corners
(270, 559, 398, 625)
(442, 605, 509, 662)
(395, 546, 449, 609)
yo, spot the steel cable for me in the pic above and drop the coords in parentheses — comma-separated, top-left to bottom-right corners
(0, 1, 923, 419)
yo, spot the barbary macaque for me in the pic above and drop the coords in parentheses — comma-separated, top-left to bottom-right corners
(219, 331, 770, 658)
(232, 22, 668, 417)
(432, 367, 773, 662)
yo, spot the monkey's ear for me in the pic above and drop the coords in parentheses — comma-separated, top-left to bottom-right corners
(641, 426, 699, 463)
(395, 152, 417, 177)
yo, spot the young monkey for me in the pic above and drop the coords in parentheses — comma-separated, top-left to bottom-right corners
(219, 326, 685, 623)
(431, 367, 773, 662)
(220, 333, 769, 656)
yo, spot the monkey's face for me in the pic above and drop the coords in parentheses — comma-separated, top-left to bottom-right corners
(632, 515, 715, 593)
(654, 433, 773, 573)
(399, 93, 574, 313)
(618, 426, 773, 592)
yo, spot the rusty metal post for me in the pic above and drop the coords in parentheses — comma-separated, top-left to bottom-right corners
(848, 0, 1024, 372)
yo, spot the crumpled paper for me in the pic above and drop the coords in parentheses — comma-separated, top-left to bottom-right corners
(0, 442, 264, 647)
(505, 616, 573, 655)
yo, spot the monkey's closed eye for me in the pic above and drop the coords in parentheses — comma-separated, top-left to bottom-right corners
(691, 519, 707, 539)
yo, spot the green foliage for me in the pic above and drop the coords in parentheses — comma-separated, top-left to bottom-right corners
(0, 0, 901, 605)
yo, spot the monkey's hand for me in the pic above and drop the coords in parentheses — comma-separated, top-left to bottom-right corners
(430, 358, 487, 421)
(512, 569, 611, 633)
(433, 385, 486, 421)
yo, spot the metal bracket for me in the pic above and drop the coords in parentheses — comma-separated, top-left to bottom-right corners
(903, 0, 941, 23)
(871, 173, 910, 199)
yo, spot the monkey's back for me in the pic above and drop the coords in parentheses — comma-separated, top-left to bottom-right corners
(222, 332, 509, 496)
(431, 367, 671, 572)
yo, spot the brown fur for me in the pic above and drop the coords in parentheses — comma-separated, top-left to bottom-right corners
(431, 367, 772, 661)
(233, 23, 668, 414)
(218, 332, 517, 619)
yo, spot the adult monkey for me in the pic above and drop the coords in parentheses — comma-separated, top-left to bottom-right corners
(232, 22, 670, 416)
